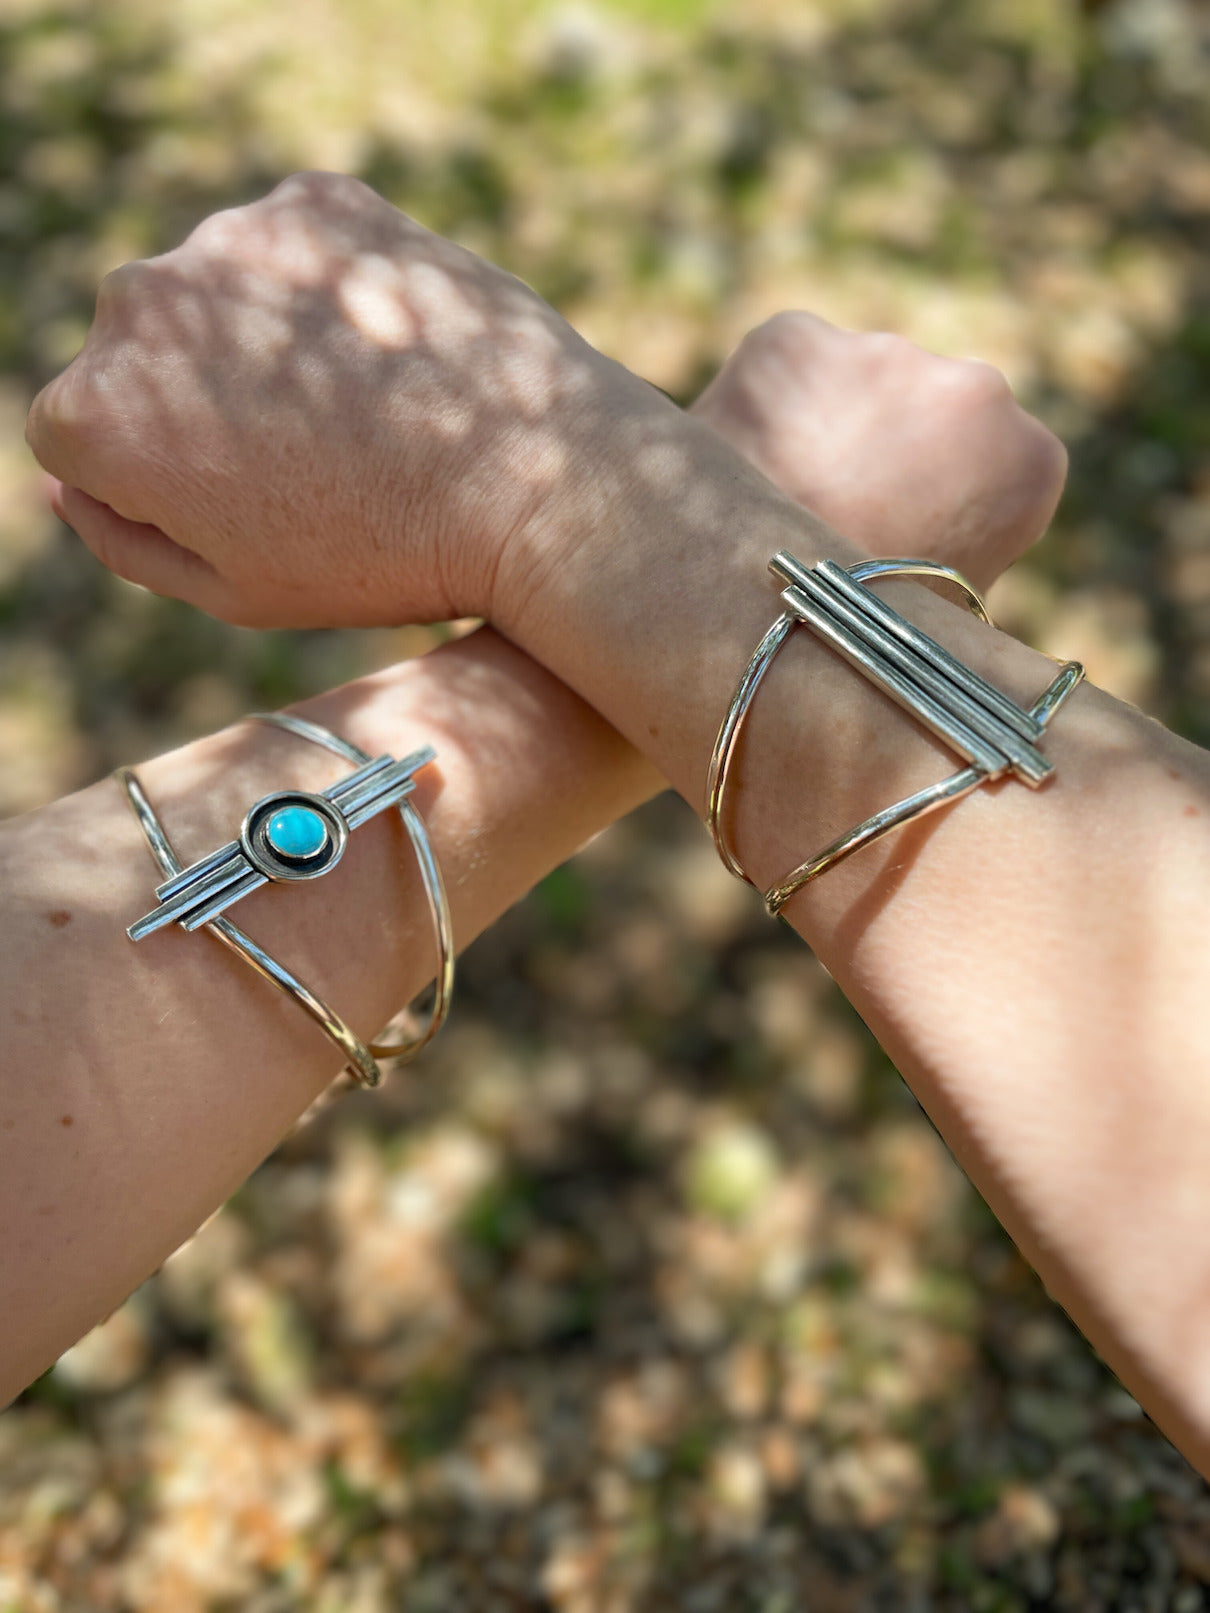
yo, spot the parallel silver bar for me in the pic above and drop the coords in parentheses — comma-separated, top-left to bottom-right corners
(336, 756, 416, 810)
(117, 765, 383, 1086)
(154, 761, 395, 902)
(817, 558, 1045, 744)
(344, 776, 418, 830)
(338, 747, 433, 815)
(128, 908, 178, 943)
(801, 566, 1052, 786)
(780, 582, 1010, 777)
(353, 745, 436, 786)
(774, 551, 1044, 743)
(182, 867, 267, 931)
(129, 854, 257, 940)
(786, 565, 1053, 786)
(326, 754, 396, 804)
(155, 841, 242, 901)
(155, 755, 393, 906)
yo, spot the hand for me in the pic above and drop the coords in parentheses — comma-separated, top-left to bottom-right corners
(26, 174, 1066, 629)
(691, 311, 1066, 592)
(26, 171, 645, 628)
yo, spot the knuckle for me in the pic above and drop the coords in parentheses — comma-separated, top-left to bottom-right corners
(24, 388, 53, 462)
(181, 202, 247, 252)
(952, 355, 1014, 403)
(270, 169, 371, 208)
(854, 328, 924, 378)
(94, 258, 154, 321)
(754, 309, 811, 342)
(27, 363, 132, 499)
(741, 309, 823, 361)
(1024, 417, 1069, 497)
(25, 367, 86, 470)
(859, 329, 914, 360)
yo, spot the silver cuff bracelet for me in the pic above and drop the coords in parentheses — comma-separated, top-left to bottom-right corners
(117, 711, 454, 1088)
(707, 553, 1085, 916)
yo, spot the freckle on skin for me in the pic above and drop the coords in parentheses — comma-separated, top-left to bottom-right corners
(47, 909, 73, 927)
(2, 1118, 13, 1130)
(1184, 805, 1200, 818)
(60, 1114, 74, 1127)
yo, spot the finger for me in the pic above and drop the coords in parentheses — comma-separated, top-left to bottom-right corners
(26, 362, 97, 490)
(52, 482, 231, 613)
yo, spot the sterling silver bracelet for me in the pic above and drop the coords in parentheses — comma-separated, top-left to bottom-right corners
(117, 711, 454, 1088)
(707, 553, 1085, 916)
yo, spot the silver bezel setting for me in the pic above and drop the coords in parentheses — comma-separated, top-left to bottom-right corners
(240, 790, 349, 881)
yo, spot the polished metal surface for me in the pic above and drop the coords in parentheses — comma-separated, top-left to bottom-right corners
(705, 611, 796, 883)
(240, 790, 348, 882)
(130, 853, 264, 940)
(846, 556, 993, 622)
(706, 554, 1084, 916)
(762, 660, 1084, 915)
(117, 710, 455, 1087)
(820, 559, 1043, 742)
(778, 577, 1012, 778)
(778, 553, 1041, 741)
(245, 713, 455, 1066)
(776, 558, 1052, 783)
(116, 766, 382, 1089)
(129, 747, 431, 939)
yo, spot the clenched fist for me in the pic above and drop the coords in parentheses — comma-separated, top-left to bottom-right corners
(27, 173, 1067, 632)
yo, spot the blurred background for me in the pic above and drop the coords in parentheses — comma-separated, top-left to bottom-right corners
(2, 0, 1208, 1607)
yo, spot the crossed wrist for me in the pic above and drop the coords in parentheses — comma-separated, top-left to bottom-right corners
(481, 357, 684, 634)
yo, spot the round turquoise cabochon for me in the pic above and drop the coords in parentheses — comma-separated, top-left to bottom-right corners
(266, 804, 329, 860)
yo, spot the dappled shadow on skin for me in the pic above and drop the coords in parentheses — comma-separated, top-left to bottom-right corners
(29, 177, 697, 633)
(4, 1, 1210, 1607)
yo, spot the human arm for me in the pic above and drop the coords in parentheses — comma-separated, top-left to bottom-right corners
(3, 304, 1055, 1401)
(27, 176, 1210, 1471)
(0, 629, 652, 1403)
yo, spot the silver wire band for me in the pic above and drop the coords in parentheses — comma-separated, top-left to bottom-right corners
(707, 559, 992, 884)
(705, 611, 797, 882)
(706, 555, 1085, 917)
(761, 658, 1084, 915)
(117, 711, 455, 1088)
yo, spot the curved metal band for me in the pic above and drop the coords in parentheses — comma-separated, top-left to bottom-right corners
(846, 557, 993, 623)
(246, 713, 454, 1066)
(762, 659, 1085, 915)
(116, 766, 382, 1087)
(705, 559, 993, 885)
(117, 710, 454, 1089)
(705, 611, 796, 882)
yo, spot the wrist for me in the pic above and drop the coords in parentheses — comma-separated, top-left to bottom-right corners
(491, 397, 857, 785)
(484, 356, 685, 628)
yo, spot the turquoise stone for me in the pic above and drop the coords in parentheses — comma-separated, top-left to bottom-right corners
(266, 805, 328, 860)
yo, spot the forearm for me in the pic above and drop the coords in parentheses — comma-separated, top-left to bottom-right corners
(502, 407, 1210, 1470)
(0, 628, 657, 1402)
(13, 307, 1038, 1400)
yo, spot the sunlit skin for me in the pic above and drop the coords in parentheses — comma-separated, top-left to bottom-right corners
(26, 174, 1064, 627)
(17, 176, 1210, 1477)
(1, 274, 1056, 1407)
